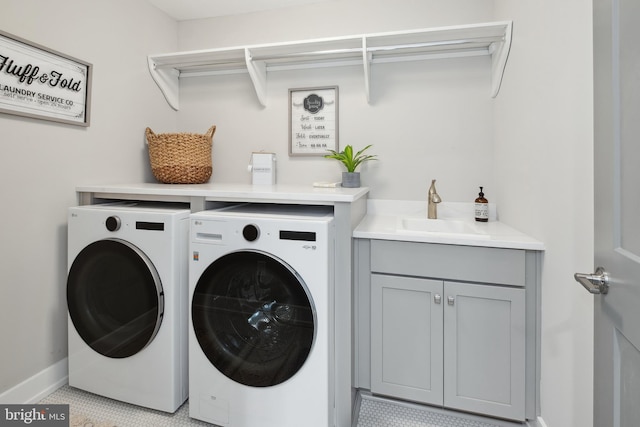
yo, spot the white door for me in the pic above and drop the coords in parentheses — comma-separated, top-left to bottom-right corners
(577, 0, 640, 425)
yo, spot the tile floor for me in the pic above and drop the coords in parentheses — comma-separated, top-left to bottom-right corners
(355, 394, 524, 427)
(39, 385, 524, 427)
(39, 385, 205, 427)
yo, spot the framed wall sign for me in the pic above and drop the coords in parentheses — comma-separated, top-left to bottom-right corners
(0, 30, 92, 126)
(289, 86, 338, 156)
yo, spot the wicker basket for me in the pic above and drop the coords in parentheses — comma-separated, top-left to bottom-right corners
(146, 125, 215, 184)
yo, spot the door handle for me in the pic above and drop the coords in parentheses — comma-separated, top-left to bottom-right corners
(574, 267, 609, 294)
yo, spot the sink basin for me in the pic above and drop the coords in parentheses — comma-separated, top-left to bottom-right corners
(397, 217, 490, 238)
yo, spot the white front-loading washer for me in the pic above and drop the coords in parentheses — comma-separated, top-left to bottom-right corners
(66, 202, 190, 412)
(189, 204, 335, 427)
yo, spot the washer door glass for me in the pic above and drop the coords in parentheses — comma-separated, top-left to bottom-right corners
(192, 251, 316, 387)
(67, 239, 164, 359)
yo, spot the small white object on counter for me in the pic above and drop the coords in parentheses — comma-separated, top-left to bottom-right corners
(249, 152, 276, 185)
(354, 200, 544, 251)
(313, 182, 342, 188)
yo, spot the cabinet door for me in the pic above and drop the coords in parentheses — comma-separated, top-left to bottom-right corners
(443, 281, 526, 421)
(371, 274, 444, 405)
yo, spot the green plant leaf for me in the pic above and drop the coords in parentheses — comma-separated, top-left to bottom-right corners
(324, 144, 377, 172)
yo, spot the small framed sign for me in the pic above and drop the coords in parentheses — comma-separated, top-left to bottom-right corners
(0, 30, 92, 126)
(289, 86, 338, 156)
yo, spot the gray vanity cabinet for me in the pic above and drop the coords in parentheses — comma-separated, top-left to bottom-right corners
(356, 239, 540, 422)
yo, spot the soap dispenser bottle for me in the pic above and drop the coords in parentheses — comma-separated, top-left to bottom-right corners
(475, 186, 489, 222)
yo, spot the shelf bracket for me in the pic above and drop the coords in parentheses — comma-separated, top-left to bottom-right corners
(489, 21, 513, 98)
(245, 48, 267, 107)
(362, 37, 372, 104)
(147, 56, 180, 111)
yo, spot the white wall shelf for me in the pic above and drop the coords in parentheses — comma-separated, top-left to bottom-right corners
(148, 21, 512, 110)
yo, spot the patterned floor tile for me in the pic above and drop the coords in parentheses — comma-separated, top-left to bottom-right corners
(355, 395, 523, 427)
(39, 385, 523, 427)
(39, 385, 209, 426)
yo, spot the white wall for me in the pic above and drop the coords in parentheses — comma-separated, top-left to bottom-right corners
(0, 0, 177, 394)
(493, 1, 594, 427)
(176, 0, 497, 202)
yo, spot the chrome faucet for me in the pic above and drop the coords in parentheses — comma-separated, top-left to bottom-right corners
(427, 179, 441, 219)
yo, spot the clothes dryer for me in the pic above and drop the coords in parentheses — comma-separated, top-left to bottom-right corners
(189, 204, 335, 427)
(67, 202, 190, 412)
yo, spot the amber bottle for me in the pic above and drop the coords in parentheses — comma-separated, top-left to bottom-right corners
(474, 186, 489, 222)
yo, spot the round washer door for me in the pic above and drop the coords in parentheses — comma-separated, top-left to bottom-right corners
(67, 239, 164, 359)
(192, 250, 316, 387)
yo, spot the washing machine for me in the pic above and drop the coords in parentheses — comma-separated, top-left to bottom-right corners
(189, 204, 335, 427)
(66, 202, 190, 413)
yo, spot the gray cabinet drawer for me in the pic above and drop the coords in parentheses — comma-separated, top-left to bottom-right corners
(370, 240, 526, 286)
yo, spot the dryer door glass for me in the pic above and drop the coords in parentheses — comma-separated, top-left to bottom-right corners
(192, 251, 315, 387)
(67, 239, 164, 359)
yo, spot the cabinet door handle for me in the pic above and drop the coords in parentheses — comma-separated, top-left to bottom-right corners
(434, 294, 442, 304)
(447, 296, 455, 306)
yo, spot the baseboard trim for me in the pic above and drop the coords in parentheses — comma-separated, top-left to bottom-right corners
(0, 358, 68, 404)
(526, 417, 548, 427)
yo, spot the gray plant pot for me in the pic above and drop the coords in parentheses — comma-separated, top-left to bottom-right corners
(342, 172, 361, 188)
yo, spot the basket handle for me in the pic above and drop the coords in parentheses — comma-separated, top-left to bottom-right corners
(205, 125, 216, 140)
(145, 127, 155, 145)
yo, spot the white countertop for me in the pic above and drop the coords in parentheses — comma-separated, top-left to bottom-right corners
(77, 183, 369, 203)
(353, 200, 544, 251)
(76, 186, 541, 250)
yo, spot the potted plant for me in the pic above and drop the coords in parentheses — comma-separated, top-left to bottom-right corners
(324, 144, 377, 188)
